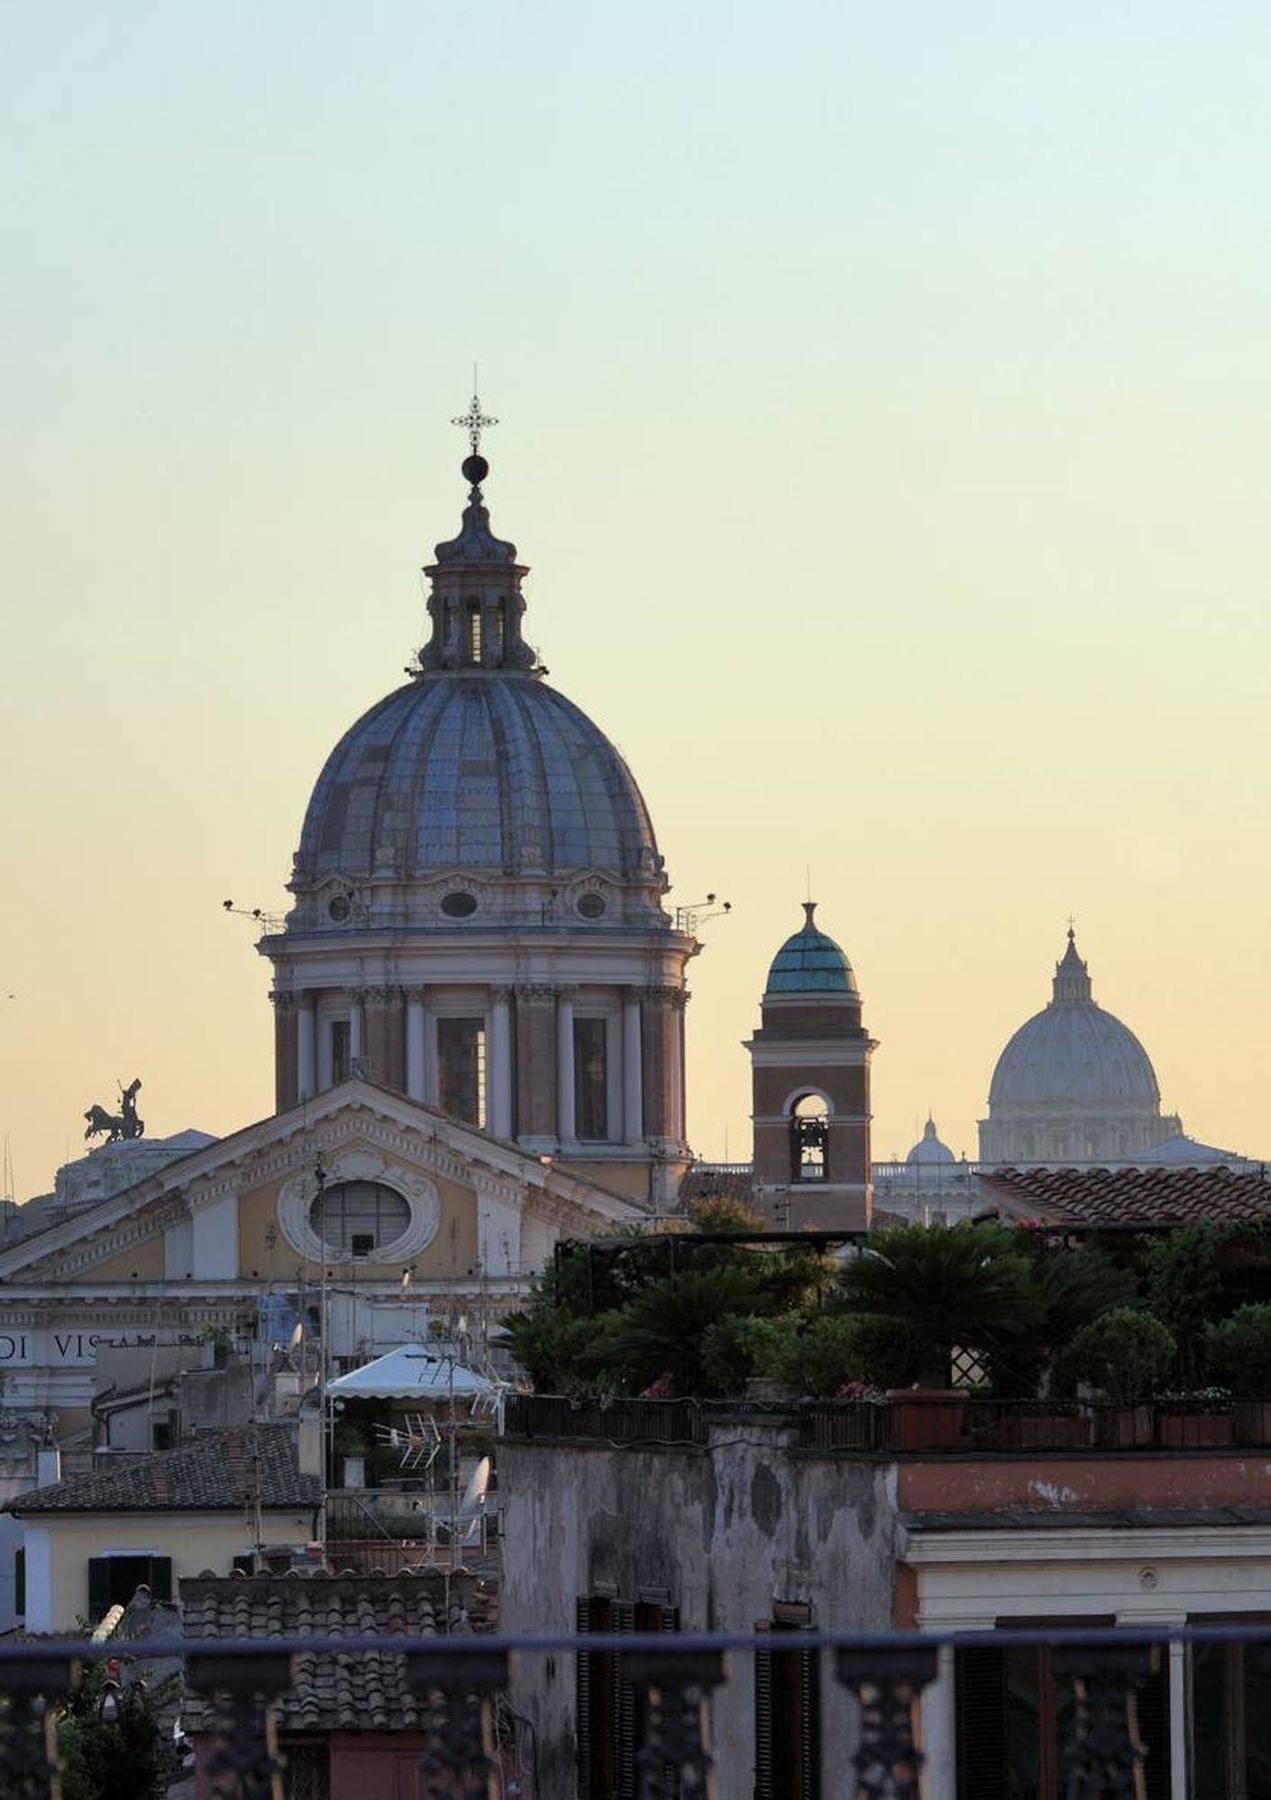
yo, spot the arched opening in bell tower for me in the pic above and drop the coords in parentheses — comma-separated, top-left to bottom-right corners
(790, 1092, 829, 1183)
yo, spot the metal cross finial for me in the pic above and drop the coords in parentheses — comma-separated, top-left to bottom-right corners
(1067, 913, 1077, 940)
(452, 367, 498, 456)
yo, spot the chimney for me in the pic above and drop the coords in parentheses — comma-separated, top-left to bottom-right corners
(297, 1412, 324, 1481)
(36, 1445, 61, 1488)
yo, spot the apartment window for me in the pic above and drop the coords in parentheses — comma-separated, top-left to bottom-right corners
(281, 1740, 330, 1800)
(1191, 1618, 1271, 1798)
(956, 1623, 1170, 1800)
(87, 1555, 172, 1621)
(755, 1603, 820, 1799)
(330, 1019, 351, 1085)
(577, 1593, 679, 1799)
(438, 1016, 486, 1127)
(574, 1017, 609, 1141)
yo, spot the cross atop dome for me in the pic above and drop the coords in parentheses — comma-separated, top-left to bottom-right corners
(452, 372, 498, 458)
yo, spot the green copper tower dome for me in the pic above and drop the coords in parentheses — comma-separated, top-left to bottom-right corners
(764, 902, 858, 995)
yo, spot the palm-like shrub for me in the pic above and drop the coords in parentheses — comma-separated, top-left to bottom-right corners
(1062, 1307, 1176, 1405)
(835, 1224, 1038, 1386)
(500, 1302, 601, 1393)
(601, 1266, 769, 1396)
(987, 1246, 1137, 1396)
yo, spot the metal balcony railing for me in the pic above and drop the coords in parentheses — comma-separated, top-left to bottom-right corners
(2, 1622, 1269, 1798)
(503, 1391, 1271, 1454)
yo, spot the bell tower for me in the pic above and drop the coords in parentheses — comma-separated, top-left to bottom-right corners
(745, 903, 875, 1229)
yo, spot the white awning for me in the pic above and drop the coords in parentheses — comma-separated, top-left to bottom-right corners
(326, 1345, 499, 1400)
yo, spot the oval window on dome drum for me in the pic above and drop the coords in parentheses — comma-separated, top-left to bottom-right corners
(576, 893, 606, 919)
(327, 894, 352, 924)
(309, 1180, 410, 1258)
(440, 891, 478, 918)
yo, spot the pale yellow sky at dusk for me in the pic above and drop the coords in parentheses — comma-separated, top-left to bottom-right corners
(2, 4, 1269, 1197)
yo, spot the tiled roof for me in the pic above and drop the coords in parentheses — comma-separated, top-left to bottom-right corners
(678, 1165, 755, 1207)
(180, 1573, 463, 1732)
(13, 1424, 320, 1515)
(981, 1165, 1271, 1229)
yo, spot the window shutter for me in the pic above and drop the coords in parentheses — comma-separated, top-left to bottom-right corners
(147, 1557, 173, 1603)
(754, 1621, 774, 1800)
(13, 1548, 24, 1617)
(88, 1558, 113, 1622)
(613, 1598, 637, 1800)
(799, 1639, 820, 1799)
(1136, 1647, 1171, 1800)
(955, 1646, 1007, 1800)
(576, 1596, 595, 1798)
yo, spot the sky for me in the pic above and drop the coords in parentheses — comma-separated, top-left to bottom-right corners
(2, 3, 1269, 1196)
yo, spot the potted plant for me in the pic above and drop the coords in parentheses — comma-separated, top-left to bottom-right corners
(1062, 1308, 1176, 1447)
(837, 1224, 1037, 1451)
(1154, 1387, 1234, 1447)
(1206, 1305, 1271, 1443)
(333, 1419, 369, 1488)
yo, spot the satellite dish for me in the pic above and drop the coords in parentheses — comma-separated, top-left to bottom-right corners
(460, 1455, 491, 1517)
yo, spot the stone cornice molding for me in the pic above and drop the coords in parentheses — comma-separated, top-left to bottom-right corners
(35, 1198, 183, 1281)
(473, 1172, 522, 1210)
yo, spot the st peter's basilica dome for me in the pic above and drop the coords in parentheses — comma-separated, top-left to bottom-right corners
(978, 930, 1179, 1166)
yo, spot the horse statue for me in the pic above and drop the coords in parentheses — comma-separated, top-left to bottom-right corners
(84, 1078, 144, 1144)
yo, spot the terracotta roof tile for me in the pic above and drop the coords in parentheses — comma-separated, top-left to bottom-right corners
(13, 1424, 320, 1515)
(180, 1573, 452, 1732)
(982, 1165, 1271, 1229)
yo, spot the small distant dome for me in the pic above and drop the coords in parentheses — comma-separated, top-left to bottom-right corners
(765, 902, 858, 995)
(906, 1117, 956, 1166)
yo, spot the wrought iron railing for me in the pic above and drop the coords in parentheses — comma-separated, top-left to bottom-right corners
(503, 1392, 711, 1445)
(503, 1391, 1271, 1454)
(2, 1623, 1269, 1798)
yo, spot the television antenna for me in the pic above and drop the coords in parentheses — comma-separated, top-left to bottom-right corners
(674, 893, 733, 936)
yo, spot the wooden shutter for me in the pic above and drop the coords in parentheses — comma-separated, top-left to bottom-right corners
(614, 1598, 637, 1800)
(576, 1596, 595, 1798)
(1136, 1647, 1171, 1800)
(797, 1637, 820, 1799)
(754, 1621, 774, 1800)
(955, 1646, 1007, 1800)
(88, 1557, 113, 1622)
(146, 1556, 173, 1603)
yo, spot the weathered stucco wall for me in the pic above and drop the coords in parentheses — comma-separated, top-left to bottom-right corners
(500, 1421, 900, 1798)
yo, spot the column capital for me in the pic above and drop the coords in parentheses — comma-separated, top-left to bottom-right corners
(491, 985, 516, 1005)
(515, 982, 556, 1004)
(404, 985, 428, 1004)
(363, 984, 400, 1005)
(643, 983, 683, 1006)
(269, 991, 296, 1011)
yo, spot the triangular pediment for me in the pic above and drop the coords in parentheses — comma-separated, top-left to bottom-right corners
(0, 1079, 644, 1282)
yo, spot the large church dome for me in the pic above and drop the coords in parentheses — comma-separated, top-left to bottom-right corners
(285, 440, 668, 929)
(299, 676, 660, 883)
(979, 930, 1178, 1166)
